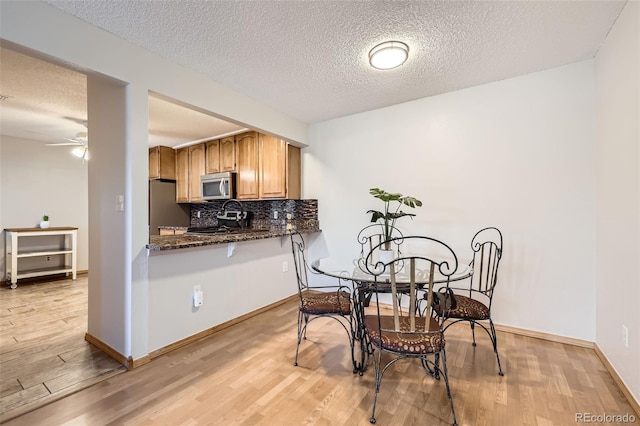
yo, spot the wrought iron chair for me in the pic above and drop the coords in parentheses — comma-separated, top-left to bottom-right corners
(356, 223, 404, 263)
(363, 235, 459, 425)
(290, 231, 355, 369)
(355, 223, 405, 301)
(431, 226, 504, 376)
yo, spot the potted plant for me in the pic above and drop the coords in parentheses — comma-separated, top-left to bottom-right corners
(40, 215, 50, 229)
(367, 187, 422, 252)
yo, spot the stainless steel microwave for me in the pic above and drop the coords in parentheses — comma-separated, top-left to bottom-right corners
(201, 172, 236, 201)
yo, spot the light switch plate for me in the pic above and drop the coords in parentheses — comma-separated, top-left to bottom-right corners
(116, 195, 124, 212)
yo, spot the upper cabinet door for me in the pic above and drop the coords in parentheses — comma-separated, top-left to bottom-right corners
(149, 146, 161, 179)
(259, 134, 286, 199)
(236, 132, 260, 199)
(149, 146, 176, 180)
(287, 144, 301, 199)
(205, 139, 221, 174)
(175, 147, 189, 203)
(189, 143, 206, 202)
(219, 136, 236, 172)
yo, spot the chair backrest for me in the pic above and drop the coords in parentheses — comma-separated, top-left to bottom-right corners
(356, 223, 404, 273)
(469, 227, 503, 296)
(365, 235, 459, 331)
(290, 231, 309, 294)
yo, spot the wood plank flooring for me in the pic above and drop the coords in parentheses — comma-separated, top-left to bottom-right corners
(0, 276, 126, 422)
(1, 283, 637, 425)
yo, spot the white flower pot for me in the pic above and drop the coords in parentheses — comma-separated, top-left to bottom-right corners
(377, 248, 395, 276)
(378, 248, 394, 265)
(40, 221, 50, 229)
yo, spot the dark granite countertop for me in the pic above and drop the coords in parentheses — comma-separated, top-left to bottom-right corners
(147, 227, 320, 251)
(157, 226, 189, 230)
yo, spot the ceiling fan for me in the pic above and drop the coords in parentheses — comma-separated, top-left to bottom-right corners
(46, 131, 89, 161)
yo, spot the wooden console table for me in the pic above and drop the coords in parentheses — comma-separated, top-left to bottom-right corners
(4, 227, 78, 289)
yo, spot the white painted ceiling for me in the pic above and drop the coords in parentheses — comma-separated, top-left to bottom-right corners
(0, 0, 627, 148)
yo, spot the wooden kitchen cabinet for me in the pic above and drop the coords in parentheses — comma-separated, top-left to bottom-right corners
(188, 143, 206, 202)
(149, 146, 176, 180)
(205, 136, 236, 174)
(205, 139, 220, 174)
(159, 228, 187, 236)
(220, 136, 236, 172)
(259, 134, 285, 198)
(287, 144, 301, 199)
(236, 131, 260, 199)
(236, 131, 301, 200)
(175, 147, 189, 202)
(177, 144, 206, 203)
(259, 134, 301, 199)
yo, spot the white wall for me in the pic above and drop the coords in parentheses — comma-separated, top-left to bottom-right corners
(0, 135, 89, 277)
(594, 1, 640, 404)
(305, 60, 596, 341)
(86, 76, 130, 356)
(148, 238, 297, 353)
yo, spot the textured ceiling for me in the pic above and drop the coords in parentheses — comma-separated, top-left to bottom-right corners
(0, 47, 246, 147)
(42, 0, 626, 123)
(0, 0, 627, 148)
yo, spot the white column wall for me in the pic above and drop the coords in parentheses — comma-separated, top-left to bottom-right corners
(86, 75, 128, 354)
(305, 61, 596, 341)
(594, 1, 640, 404)
(127, 85, 151, 361)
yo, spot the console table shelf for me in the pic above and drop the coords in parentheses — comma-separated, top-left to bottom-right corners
(4, 227, 78, 289)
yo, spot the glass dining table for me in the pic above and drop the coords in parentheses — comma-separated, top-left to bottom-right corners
(311, 256, 473, 374)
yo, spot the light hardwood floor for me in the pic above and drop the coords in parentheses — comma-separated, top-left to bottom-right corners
(1, 282, 637, 425)
(0, 276, 126, 422)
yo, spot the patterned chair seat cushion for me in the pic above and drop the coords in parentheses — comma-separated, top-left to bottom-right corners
(364, 315, 444, 354)
(301, 290, 351, 315)
(432, 293, 490, 320)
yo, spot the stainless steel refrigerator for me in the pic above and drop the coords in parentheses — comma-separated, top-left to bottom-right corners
(149, 180, 190, 235)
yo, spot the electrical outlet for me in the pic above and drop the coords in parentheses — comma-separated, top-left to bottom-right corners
(282, 261, 288, 272)
(622, 325, 628, 348)
(197, 211, 201, 218)
(46, 256, 51, 262)
(273, 211, 278, 220)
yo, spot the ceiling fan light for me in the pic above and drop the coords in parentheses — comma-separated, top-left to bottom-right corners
(369, 41, 409, 70)
(71, 146, 87, 159)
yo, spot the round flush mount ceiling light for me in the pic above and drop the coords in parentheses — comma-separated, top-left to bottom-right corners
(368, 41, 409, 70)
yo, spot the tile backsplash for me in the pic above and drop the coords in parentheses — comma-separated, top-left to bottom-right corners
(188, 199, 319, 230)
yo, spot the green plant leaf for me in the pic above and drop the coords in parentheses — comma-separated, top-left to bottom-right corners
(367, 189, 422, 239)
(367, 210, 385, 223)
(400, 196, 422, 208)
(387, 212, 416, 219)
(369, 188, 402, 202)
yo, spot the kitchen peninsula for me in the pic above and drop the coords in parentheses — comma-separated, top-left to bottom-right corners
(142, 199, 321, 362)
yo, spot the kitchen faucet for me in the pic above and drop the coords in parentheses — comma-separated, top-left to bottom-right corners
(221, 199, 246, 229)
